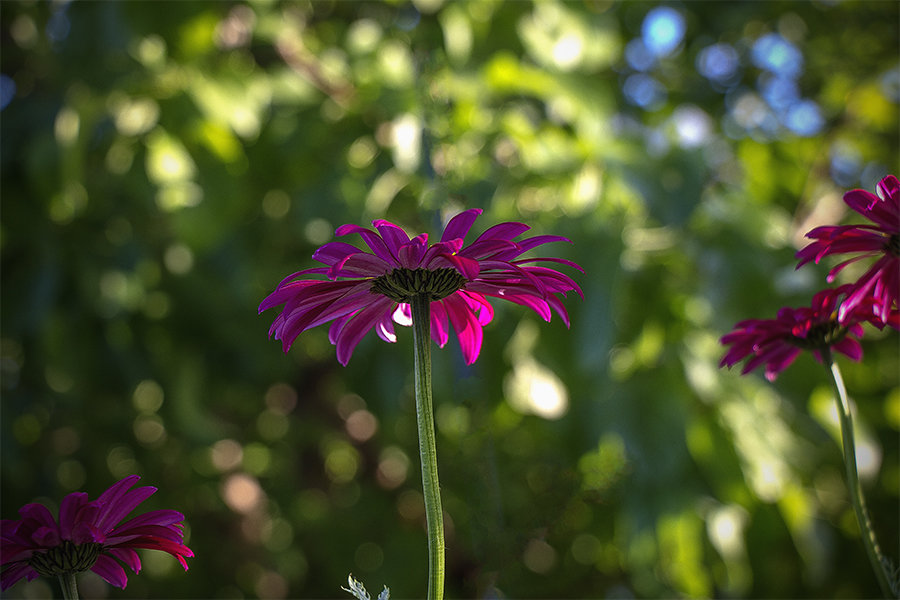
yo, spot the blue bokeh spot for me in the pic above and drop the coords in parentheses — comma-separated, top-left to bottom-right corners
(696, 43, 740, 83)
(641, 7, 686, 58)
(751, 33, 803, 78)
(623, 74, 666, 108)
(784, 100, 824, 136)
(0, 74, 16, 111)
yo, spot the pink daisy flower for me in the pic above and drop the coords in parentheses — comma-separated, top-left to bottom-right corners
(796, 174, 900, 323)
(720, 286, 890, 381)
(1, 475, 193, 591)
(259, 209, 582, 365)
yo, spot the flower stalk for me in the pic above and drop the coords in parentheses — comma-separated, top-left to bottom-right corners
(58, 573, 78, 600)
(410, 294, 445, 600)
(823, 347, 893, 598)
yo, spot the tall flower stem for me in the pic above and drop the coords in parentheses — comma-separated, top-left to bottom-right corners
(410, 294, 445, 600)
(823, 348, 893, 598)
(58, 573, 79, 600)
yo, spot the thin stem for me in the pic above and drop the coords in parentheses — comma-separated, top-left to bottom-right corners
(410, 294, 445, 600)
(823, 348, 893, 598)
(58, 572, 79, 600)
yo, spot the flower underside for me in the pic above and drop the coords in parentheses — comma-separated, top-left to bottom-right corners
(370, 267, 468, 303)
(259, 208, 583, 365)
(887, 233, 899, 257)
(788, 318, 846, 351)
(28, 541, 101, 577)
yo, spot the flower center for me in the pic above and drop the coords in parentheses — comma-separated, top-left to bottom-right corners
(788, 318, 846, 351)
(886, 233, 900, 257)
(28, 541, 102, 577)
(370, 267, 467, 302)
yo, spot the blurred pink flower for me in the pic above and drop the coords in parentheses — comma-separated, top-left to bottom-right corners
(720, 286, 890, 381)
(1, 476, 192, 590)
(796, 174, 899, 324)
(260, 209, 582, 365)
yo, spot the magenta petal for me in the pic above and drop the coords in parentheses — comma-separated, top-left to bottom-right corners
(337, 224, 398, 265)
(513, 234, 571, 253)
(473, 284, 552, 321)
(111, 510, 185, 533)
(514, 256, 585, 274)
(334, 297, 395, 365)
(459, 290, 494, 326)
(441, 253, 481, 280)
(131, 538, 193, 569)
(475, 221, 530, 243)
(259, 279, 325, 314)
(32, 526, 61, 547)
(441, 208, 483, 242)
(398, 239, 426, 268)
(106, 547, 142, 574)
(95, 476, 141, 510)
(430, 300, 450, 347)
(444, 293, 483, 365)
(277, 286, 375, 350)
(91, 554, 129, 588)
(58, 492, 89, 540)
(313, 241, 367, 266)
(373, 220, 412, 255)
(19, 504, 58, 531)
(844, 188, 898, 231)
(421, 239, 465, 266)
(458, 239, 519, 260)
(330, 253, 392, 278)
(833, 337, 863, 361)
(374, 311, 399, 342)
(0, 562, 36, 590)
(95, 485, 156, 533)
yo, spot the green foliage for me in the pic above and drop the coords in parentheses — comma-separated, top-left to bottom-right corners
(1, 1, 897, 598)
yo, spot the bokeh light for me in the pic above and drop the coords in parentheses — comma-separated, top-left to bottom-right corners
(1, 2, 897, 599)
(641, 7, 685, 58)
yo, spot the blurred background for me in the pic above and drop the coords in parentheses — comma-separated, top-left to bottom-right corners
(1, 1, 898, 598)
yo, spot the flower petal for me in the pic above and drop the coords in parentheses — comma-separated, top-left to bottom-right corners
(475, 221, 530, 243)
(336, 224, 398, 265)
(18, 504, 58, 532)
(312, 241, 367, 266)
(95, 484, 156, 533)
(441, 208, 483, 242)
(58, 492, 89, 540)
(91, 554, 129, 588)
(444, 293, 484, 365)
(105, 547, 142, 574)
(333, 297, 396, 365)
(0, 562, 37, 590)
(373, 220, 412, 258)
(430, 300, 450, 347)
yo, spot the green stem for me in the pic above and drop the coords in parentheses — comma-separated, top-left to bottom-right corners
(58, 572, 79, 600)
(823, 348, 893, 598)
(410, 294, 445, 600)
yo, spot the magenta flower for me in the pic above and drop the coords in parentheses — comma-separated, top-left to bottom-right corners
(259, 209, 582, 365)
(720, 286, 890, 381)
(796, 174, 899, 323)
(1, 475, 193, 591)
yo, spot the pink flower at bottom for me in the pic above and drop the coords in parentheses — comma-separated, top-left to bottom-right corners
(720, 286, 891, 381)
(260, 209, 582, 365)
(1, 475, 193, 590)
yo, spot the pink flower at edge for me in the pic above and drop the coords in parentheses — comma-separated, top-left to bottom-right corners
(259, 208, 583, 365)
(719, 285, 894, 381)
(796, 174, 900, 323)
(1, 476, 193, 591)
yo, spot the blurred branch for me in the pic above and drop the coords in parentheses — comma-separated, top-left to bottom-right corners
(275, 31, 355, 109)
